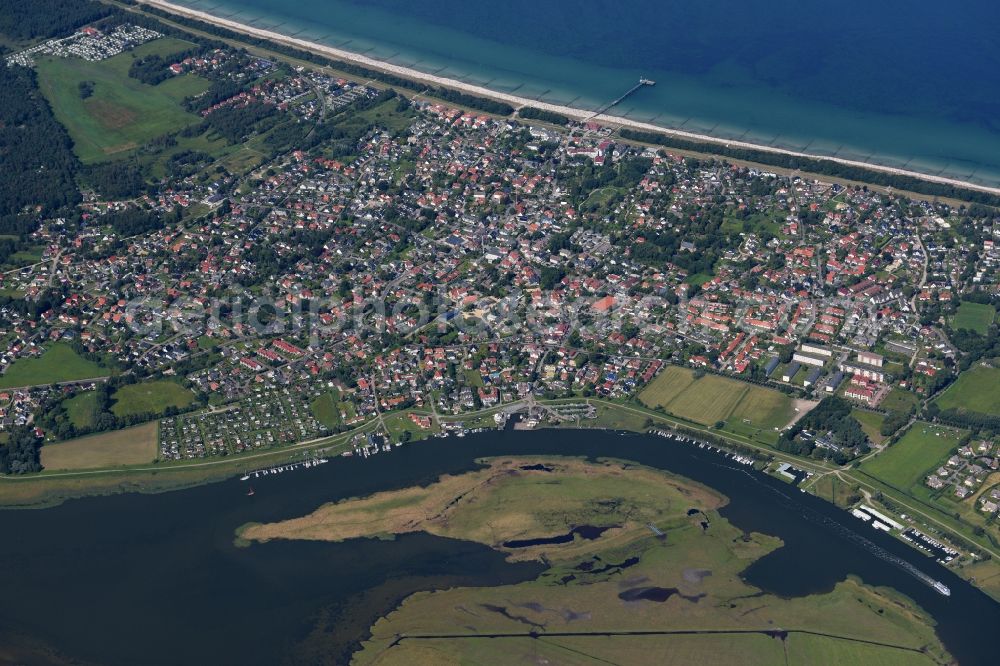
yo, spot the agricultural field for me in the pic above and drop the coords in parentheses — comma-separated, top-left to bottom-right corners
(934, 364, 1000, 416)
(860, 422, 967, 490)
(952, 301, 996, 335)
(34, 37, 209, 163)
(639, 366, 795, 432)
(110, 380, 196, 418)
(0, 344, 106, 389)
(240, 458, 949, 665)
(40, 422, 158, 470)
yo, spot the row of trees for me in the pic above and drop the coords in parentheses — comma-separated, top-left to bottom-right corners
(518, 107, 569, 125)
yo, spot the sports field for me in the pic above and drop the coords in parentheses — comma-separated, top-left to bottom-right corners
(110, 380, 196, 418)
(0, 344, 106, 389)
(34, 37, 209, 163)
(952, 301, 996, 335)
(40, 422, 158, 470)
(639, 365, 795, 430)
(934, 364, 1000, 416)
(860, 422, 966, 490)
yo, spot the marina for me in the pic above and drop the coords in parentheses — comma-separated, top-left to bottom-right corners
(239, 457, 328, 481)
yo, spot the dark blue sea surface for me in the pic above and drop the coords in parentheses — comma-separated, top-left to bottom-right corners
(171, 0, 1000, 186)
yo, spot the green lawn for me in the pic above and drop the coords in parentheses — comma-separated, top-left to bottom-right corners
(639, 366, 794, 432)
(35, 37, 209, 163)
(63, 391, 98, 430)
(880, 388, 919, 414)
(110, 380, 196, 418)
(852, 409, 886, 445)
(953, 301, 996, 335)
(310, 390, 341, 429)
(860, 422, 966, 490)
(0, 344, 106, 389)
(935, 364, 1000, 416)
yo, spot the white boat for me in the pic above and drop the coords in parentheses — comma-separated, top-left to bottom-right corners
(933, 581, 951, 596)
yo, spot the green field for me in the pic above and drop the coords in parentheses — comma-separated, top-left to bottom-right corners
(35, 37, 209, 163)
(852, 409, 886, 445)
(63, 391, 98, 430)
(0, 344, 106, 389)
(40, 422, 158, 470)
(861, 422, 966, 490)
(243, 457, 949, 665)
(639, 366, 795, 432)
(881, 387, 920, 414)
(952, 301, 996, 335)
(309, 390, 341, 429)
(110, 380, 196, 418)
(935, 364, 1000, 416)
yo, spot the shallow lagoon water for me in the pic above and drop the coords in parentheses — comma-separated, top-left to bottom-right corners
(0, 429, 997, 664)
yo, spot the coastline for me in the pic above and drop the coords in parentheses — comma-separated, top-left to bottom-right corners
(136, 0, 1000, 197)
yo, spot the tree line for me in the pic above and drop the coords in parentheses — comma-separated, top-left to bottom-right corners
(518, 107, 569, 125)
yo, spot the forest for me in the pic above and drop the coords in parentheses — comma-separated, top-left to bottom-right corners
(0, 0, 111, 41)
(0, 425, 42, 474)
(779, 396, 869, 463)
(0, 66, 81, 237)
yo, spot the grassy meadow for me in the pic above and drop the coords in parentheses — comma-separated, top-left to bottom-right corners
(0, 344, 106, 389)
(860, 422, 966, 490)
(934, 364, 1000, 416)
(952, 301, 996, 335)
(110, 380, 196, 418)
(246, 457, 950, 665)
(35, 37, 208, 163)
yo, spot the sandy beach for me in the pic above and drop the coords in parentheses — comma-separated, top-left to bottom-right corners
(138, 0, 1000, 197)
